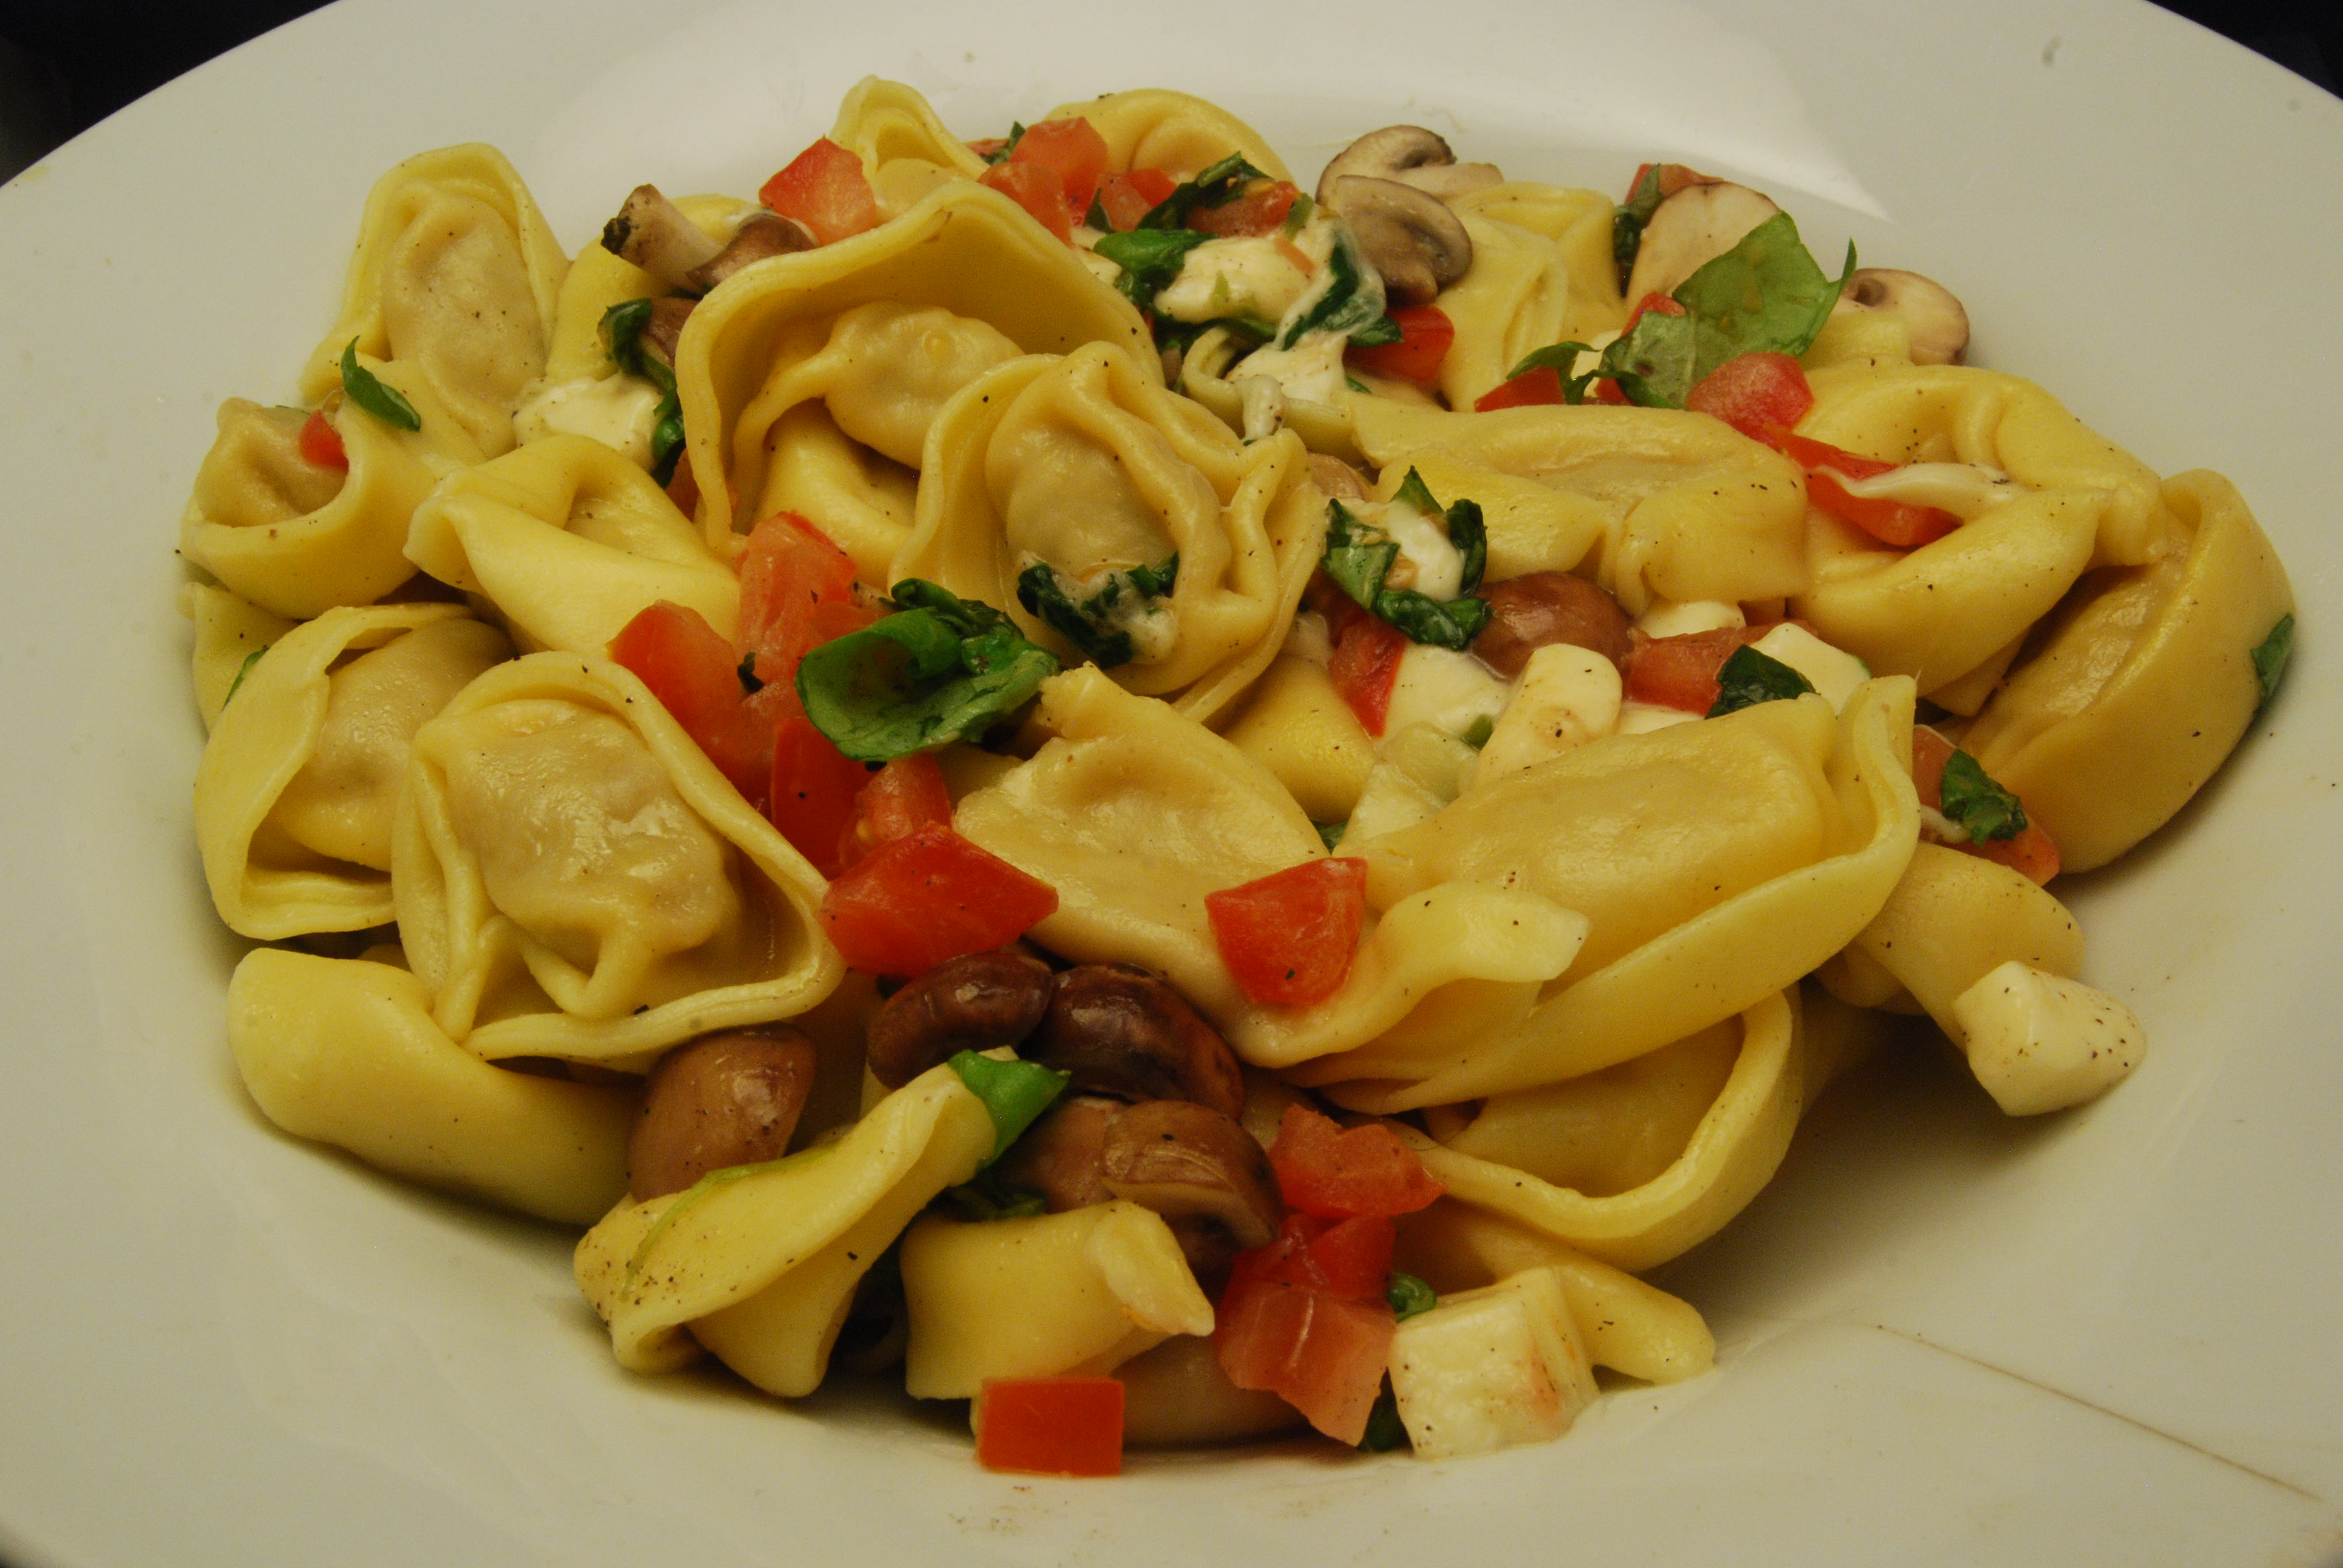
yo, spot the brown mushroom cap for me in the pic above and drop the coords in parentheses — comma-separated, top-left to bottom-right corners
(1101, 1099, 1285, 1284)
(865, 947, 1057, 1089)
(1623, 180, 1782, 303)
(1473, 571, 1634, 678)
(1027, 964, 1247, 1118)
(991, 1094, 1122, 1213)
(683, 211, 817, 293)
(1308, 453, 1372, 502)
(627, 1027, 817, 1201)
(1316, 125, 1502, 206)
(1325, 175, 1474, 307)
(1833, 267, 1970, 365)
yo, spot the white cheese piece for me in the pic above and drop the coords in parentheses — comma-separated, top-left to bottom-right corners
(1375, 500, 1466, 601)
(1635, 599, 1744, 638)
(1346, 760, 1446, 843)
(1475, 643, 1622, 782)
(513, 374, 665, 468)
(1746, 622, 1871, 712)
(1284, 610, 1333, 668)
(1951, 961, 2147, 1116)
(1228, 332, 1349, 405)
(1616, 700, 1701, 734)
(1236, 375, 1287, 443)
(1389, 1267, 1598, 1461)
(1154, 235, 1312, 325)
(1835, 460, 2019, 520)
(1382, 644, 1512, 744)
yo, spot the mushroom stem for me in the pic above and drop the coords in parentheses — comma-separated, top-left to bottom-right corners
(601, 184, 725, 292)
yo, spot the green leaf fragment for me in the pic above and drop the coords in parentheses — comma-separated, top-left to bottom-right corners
(1459, 714, 1494, 750)
(736, 652, 764, 694)
(795, 579, 1060, 762)
(2252, 613, 2295, 711)
(1280, 234, 1386, 348)
(1707, 644, 1815, 716)
(602, 298, 686, 481)
(1314, 819, 1348, 851)
(942, 1171, 1050, 1222)
(1322, 500, 1401, 612)
(947, 1050, 1071, 1166)
(984, 123, 1026, 166)
(1612, 162, 1668, 270)
(1373, 589, 1489, 650)
(338, 339, 421, 431)
(1386, 1272, 1437, 1321)
(1015, 555, 1180, 671)
(1093, 226, 1211, 312)
(221, 647, 265, 709)
(1137, 152, 1270, 230)
(1357, 1381, 1409, 1451)
(1938, 749, 2028, 843)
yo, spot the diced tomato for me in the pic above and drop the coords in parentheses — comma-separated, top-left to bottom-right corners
(768, 716, 873, 879)
(1206, 858, 1369, 1007)
(966, 137, 1010, 162)
(297, 408, 347, 470)
(980, 158, 1075, 243)
(1095, 168, 1178, 231)
(1191, 179, 1300, 237)
(1909, 725, 2061, 884)
(608, 601, 773, 805)
(1685, 352, 1814, 443)
(838, 752, 953, 871)
(1624, 290, 1686, 330)
(664, 453, 700, 516)
(821, 823, 1058, 975)
(1232, 1212, 1398, 1300)
(1268, 1103, 1446, 1220)
(1214, 1278, 1394, 1445)
(737, 511, 860, 689)
(1771, 431, 1960, 549)
(759, 139, 880, 247)
(1474, 364, 1567, 411)
(1326, 610, 1408, 736)
(1004, 118, 1111, 217)
(974, 1377, 1124, 1477)
(1623, 624, 1772, 713)
(1346, 304, 1454, 387)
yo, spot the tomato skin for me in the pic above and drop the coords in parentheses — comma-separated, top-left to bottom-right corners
(1474, 364, 1567, 411)
(297, 409, 347, 469)
(1096, 168, 1178, 231)
(768, 716, 873, 878)
(837, 752, 953, 871)
(1325, 608, 1408, 736)
(821, 823, 1058, 975)
(738, 511, 859, 684)
(1772, 431, 1961, 549)
(1910, 725, 2061, 884)
(1005, 119, 1112, 216)
(608, 601, 772, 805)
(974, 1378, 1124, 1477)
(1191, 180, 1300, 237)
(759, 139, 880, 246)
(1206, 858, 1368, 1007)
(1347, 304, 1454, 386)
(1622, 624, 1770, 713)
(1213, 1276, 1395, 1446)
(1267, 1103, 1446, 1220)
(980, 159, 1074, 242)
(1627, 162, 1718, 202)
(1685, 351, 1814, 443)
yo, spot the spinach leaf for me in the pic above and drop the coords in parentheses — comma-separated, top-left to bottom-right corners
(601, 298, 687, 483)
(1093, 227, 1211, 312)
(1014, 554, 1179, 670)
(2252, 613, 2296, 711)
(1389, 469, 1486, 593)
(983, 123, 1027, 166)
(948, 1050, 1071, 1165)
(1502, 341, 1607, 403)
(795, 579, 1059, 762)
(1358, 1381, 1409, 1451)
(1612, 162, 1668, 270)
(1375, 589, 1490, 650)
(1315, 819, 1348, 851)
(1137, 152, 1270, 230)
(1280, 234, 1389, 347)
(1323, 478, 1491, 650)
(1708, 644, 1815, 716)
(1604, 212, 1853, 408)
(1386, 1272, 1437, 1322)
(1938, 750, 2028, 843)
(338, 340, 421, 432)
(941, 1172, 1049, 1222)
(1321, 501, 1400, 610)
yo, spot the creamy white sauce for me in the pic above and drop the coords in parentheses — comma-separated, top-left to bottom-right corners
(514, 374, 664, 468)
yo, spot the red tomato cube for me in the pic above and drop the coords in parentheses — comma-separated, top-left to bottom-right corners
(1267, 1103, 1445, 1220)
(1347, 305, 1455, 387)
(820, 823, 1058, 976)
(974, 1377, 1124, 1476)
(759, 139, 880, 247)
(1206, 858, 1369, 1007)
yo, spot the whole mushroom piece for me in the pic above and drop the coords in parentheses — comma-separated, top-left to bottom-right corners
(1315, 125, 1503, 205)
(1323, 175, 1475, 307)
(1833, 267, 1970, 365)
(1622, 180, 1782, 303)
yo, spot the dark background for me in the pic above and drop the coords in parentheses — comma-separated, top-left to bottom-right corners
(0, 1, 2335, 183)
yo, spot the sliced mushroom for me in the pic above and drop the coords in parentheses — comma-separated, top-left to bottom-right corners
(1325, 176, 1474, 307)
(600, 184, 726, 292)
(637, 296, 696, 370)
(682, 211, 817, 293)
(864, 947, 1057, 1089)
(1316, 126, 1503, 206)
(1622, 180, 1782, 304)
(1029, 964, 1247, 1119)
(991, 1094, 1122, 1212)
(1101, 1099, 1285, 1286)
(1307, 452, 1371, 502)
(1832, 267, 1970, 365)
(1473, 571, 1634, 678)
(628, 1027, 817, 1201)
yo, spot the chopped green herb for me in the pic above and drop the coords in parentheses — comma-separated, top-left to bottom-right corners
(1322, 501, 1401, 610)
(1093, 226, 1211, 312)
(601, 298, 687, 484)
(1085, 190, 1110, 231)
(947, 1050, 1071, 1166)
(1708, 644, 1816, 716)
(1137, 152, 1270, 230)
(983, 123, 1027, 166)
(795, 579, 1060, 762)
(1502, 341, 1607, 403)
(1386, 1272, 1437, 1321)
(1938, 749, 2028, 843)
(1280, 233, 1388, 347)
(1391, 468, 1486, 593)
(1280, 192, 1316, 237)
(337, 339, 421, 432)
(2252, 613, 2295, 711)
(1315, 819, 1348, 851)
(736, 652, 764, 694)
(1612, 162, 1669, 273)
(220, 647, 265, 709)
(1460, 714, 1495, 750)
(1322, 479, 1492, 652)
(1015, 554, 1179, 669)
(1358, 1381, 1409, 1451)
(942, 1170, 1050, 1222)
(1374, 588, 1490, 649)
(1345, 374, 1372, 394)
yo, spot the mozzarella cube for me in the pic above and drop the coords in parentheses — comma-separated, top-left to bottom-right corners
(1951, 961, 2147, 1115)
(513, 374, 665, 468)
(1383, 644, 1512, 743)
(1475, 643, 1622, 780)
(1635, 598, 1745, 638)
(1155, 235, 1312, 325)
(1746, 622, 1871, 712)
(1389, 1267, 1599, 1461)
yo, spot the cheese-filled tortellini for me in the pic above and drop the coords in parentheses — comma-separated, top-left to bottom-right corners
(183, 582, 295, 731)
(1037, 87, 1291, 183)
(194, 602, 510, 939)
(1435, 183, 1626, 413)
(297, 143, 569, 460)
(896, 341, 1325, 720)
(392, 653, 838, 1062)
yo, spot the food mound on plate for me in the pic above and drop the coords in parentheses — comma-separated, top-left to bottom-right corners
(181, 77, 2296, 1474)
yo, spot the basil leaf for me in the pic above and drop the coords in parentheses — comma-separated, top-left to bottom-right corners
(1322, 500, 1398, 609)
(1280, 234, 1387, 347)
(984, 123, 1026, 166)
(1670, 210, 1853, 362)
(338, 340, 421, 432)
(947, 1050, 1071, 1166)
(649, 403, 685, 485)
(1018, 557, 1181, 670)
(1373, 589, 1490, 650)
(1386, 1272, 1438, 1322)
(1708, 644, 1816, 716)
(1085, 190, 1110, 230)
(2252, 612, 2295, 711)
(1502, 341, 1607, 403)
(1280, 192, 1316, 236)
(1613, 162, 1668, 270)
(1938, 750, 2028, 843)
(1315, 819, 1348, 851)
(1389, 468, 1441, 518)
(220, 647, 266, 710)
(1357, 1381, 1409, 1452)
(795, 580, 1060, 762)
(600, 298, 676, 397)
(1387, 471, 1486, 595)
(1137, 152, 1270, 230)
(1348, 313, 1403, 347)
(1093, 226, 1210, 311)
(735, 652, 764, 694)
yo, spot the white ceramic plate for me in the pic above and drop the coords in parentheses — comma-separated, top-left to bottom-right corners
(4, 2, 2340, 1563)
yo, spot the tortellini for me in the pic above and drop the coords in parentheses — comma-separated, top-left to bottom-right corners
(1038, 87, 1291, 182)
(1435, 183, 1626, 413)
(392, 653, 838, 1063)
